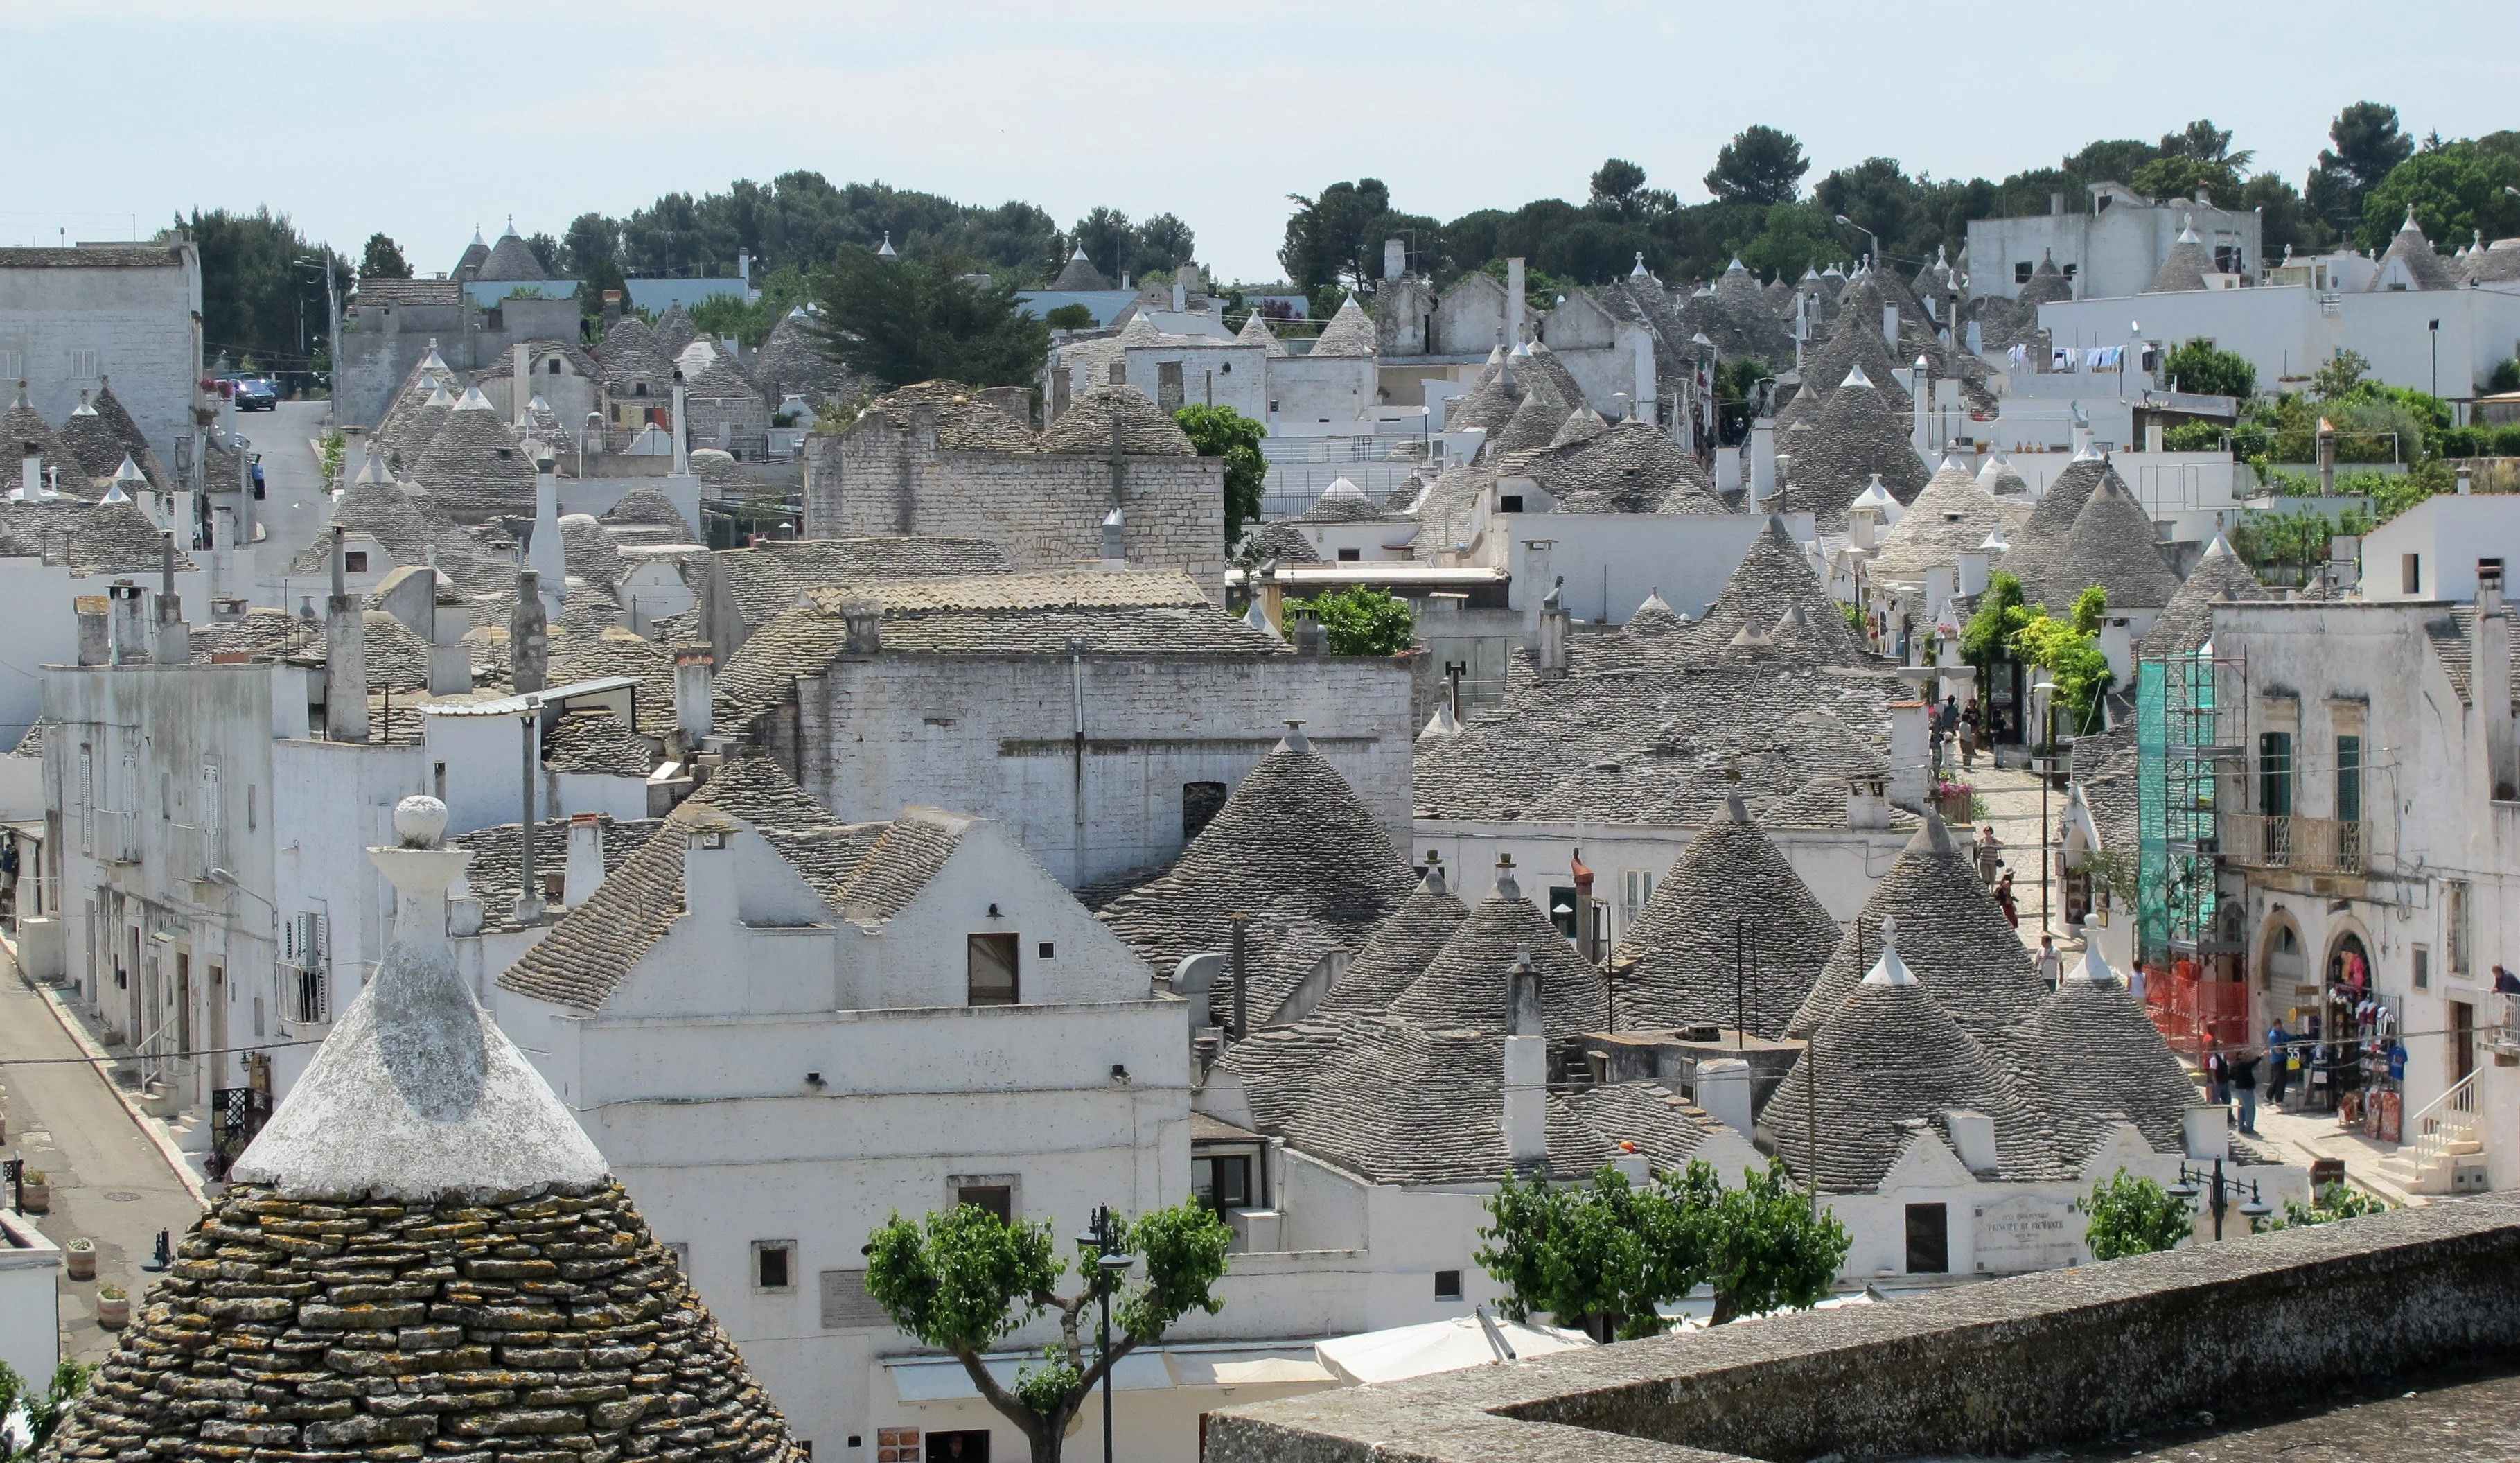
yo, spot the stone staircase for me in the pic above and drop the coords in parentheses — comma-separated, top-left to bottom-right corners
(2376, 1072, 2485, 1195)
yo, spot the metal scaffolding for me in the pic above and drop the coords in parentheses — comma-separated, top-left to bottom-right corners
(2137, 651, 2246, 966)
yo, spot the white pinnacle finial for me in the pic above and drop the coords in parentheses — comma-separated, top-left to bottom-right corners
(1861, 916, 1914, 986)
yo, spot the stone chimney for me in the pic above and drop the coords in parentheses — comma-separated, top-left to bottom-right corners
(1911, 355, 1932, 453)
(1506, 257, 1527, 347)
(1944, 1110, 1998, 1174)
(154, 532, 188, 665)
(1536, 577, 1569, 680)
(1292, 611, 1328, 656)
(511, 569, 549, 695)
(563, 812, 606, 908)
(18, 443, 37, 499)
(841, 597, 883, 655)
(512, 343, 531, 427)
(325, 528, 368, 742)
(1957, 546, 1991, 599)
(1696, 1058, 1754, 1137)
(2478, 565, 2515, 800)
(1847, 773, 1892, 830)
(1502, 946, 1548, 1171)
(109, 583, 149, 664)
(2098, 615, 2133, 689)
(670, 382, 691, 475)
(1749, 419, 1777, 502)
(1881, 304, 1898, 346)
(1887, 703, 1930, 809)
(75, 595, 109, 665)
(1384, 238, 1407, 282)
(2050, 191, 2065, 216)
(673, 646, 715, 747)
(1100, 505, 1127, 565)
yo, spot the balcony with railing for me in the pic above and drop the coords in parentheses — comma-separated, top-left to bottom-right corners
(2217, 812, 2368, 874)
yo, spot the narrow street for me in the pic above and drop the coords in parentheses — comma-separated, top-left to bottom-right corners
(238, 396, 345, 609)
(0, 958, 206, 1363)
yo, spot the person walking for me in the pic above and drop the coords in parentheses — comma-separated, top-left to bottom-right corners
(2035, 934, 2063, 991)
(2230, 1048, 2262, 1135)
(2205, 1045, 2231, 1116)
(1960, 697, 1980, 770)
(2266, 1017, 2292, 1110)
(1993, 870, 2018, 928)
(1976, 823, 2002, 885)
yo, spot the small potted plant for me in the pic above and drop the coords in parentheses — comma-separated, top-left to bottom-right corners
(67, 1236, 96, 1281)
(96, 1283, 129, 1329)
(1935, 780, 1975, 824)
(20, 1168, 49, 1214)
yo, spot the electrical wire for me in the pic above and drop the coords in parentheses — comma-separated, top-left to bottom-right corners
(0, 1037, 324, 1069)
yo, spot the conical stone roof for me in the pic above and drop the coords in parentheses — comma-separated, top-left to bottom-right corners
(1038, 383, 1191, 455)
(1767, 920, 2056, 1191)
(2373, 210, 2456, 291)
(1312, 859, 1471, 1017)
(1100, 734, 1416, 1024)
(66, 498, 195, 575)
(1235, 310, 1289, 357)
(2138, 533, 2266, 658)
(2019, 453, 2117, 539)
(411, 392, 537, 518)
(2014, 946, 2202, 1159)
(46, 800, 805, 1463)
(377, 381, 458, 474)
(753, 313, 852, 405)
(1309, 295, 1377, 357)
(1050, 247, 1110, 291)
(477, 228, 547, 283)
(1612, 798, 1841, 1037)
(653, 303, 701, 360)
(594, 315, 678, 392)
(59, 395, 130, 484)
(1, 384, 81, 491)
(1510, 419, 1714, 514)
(89, 380, 170, 489)
(2146, 221, 2214, 294)
(2008, 478, 2182, 613)
(1785, 814, 2047, 1053)
(2018, 249, 2074, 306)
(1778, 367, 1930, 528)
(1490, 384, 1569, 455)
(1444, 351, 1522, 436)
(1870, 457, 2027, 581)
(1386, 866, 1612, 1037)
(1688, 516, 1871, 665)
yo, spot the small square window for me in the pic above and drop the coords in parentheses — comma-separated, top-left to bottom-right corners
(754, 1240, 795, 1291)
(1336, 547, 1361, 561)
(2014, 261, 2034, 284)
(955, 1184, 1013, 1221)
(1037, 940, 1055, 959)
(1499, 494, 1525, 513)
(1434, 1269, 1463, 1302)
(344, 550, 369, 573)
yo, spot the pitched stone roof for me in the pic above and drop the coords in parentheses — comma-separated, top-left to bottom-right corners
(2016, 949, 2202, 1159)
(2372, 211, 2455, 292)
(1310, 861, 1471, 1017)
(1868, 458, 2030, 582)
(65, 498, 193, 575)
(288, 476, 482, 575)
(1406, 464, 1497, 562)
(1385, 874, 1612, 1037)
(1100, 735, 1417, 1023)
(188, 607, 321, 663)
(0, 383, 82, 491)
(1307, 295, 1377, 357)
(452, 813, 664, 932)
(409, 394, 537, 518)
(1675, 259, 1795, 362)
(1766, 927, 2059, 1191)
(1240, 520, 1320, 564)
(1777, 369, 1930, 529)
(653, 303, 701, 360)
(1491, 387, 1571, 455)
(2147, 222, 2214, 293)
(593, 315, 678, 392)
(1039, 382, 1196, 455)
(1612, 798, 1841, 1037)
(1785, 816, 2047, 1054)
(558, 513, 624, 586)
(714, 536, 1013, 631)
(542, 708, 653, 777)
(1686, 516, 1871, 664)
(2004, 478, 2182, 613)
(2137, 534, 2266, 658)
(1235, 310, 1289, 356)
(2019, 250, 2074, 306)
(374, 384, 456, 473)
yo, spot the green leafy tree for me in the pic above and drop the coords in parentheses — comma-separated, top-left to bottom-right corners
(2241, 172, 2326, 257)
(1280, 179, 1393, 292)
(2308, 102, 2415, 238)
(1068, 205, 1138, 282)
(1961, 570, 2034, 685)
(807, 247, 1048, 390)
(2359, 139, 2520, 254)
(2490, 358, 2520, 394)
(1706, 125, 1810, 206)
(1174, 404, 1266, 547)
(1479, 1162, 1847, 1337)
(2078, 1169, 2192, 1260)
(184, 207, 346, 371)
(2160, 338, 2257, 400)
(864, 1200, 1231, 1463)
(2011, 586, 2113, 737)
(2311, 348, 2370, 398)
(1286, 586, 1416, 656)
(0, 1358, 90, 1462)
(358, 233, 412, 281)
(2131, 155, 2243, 206)
(525, 231, 563, 276)
(1041, 303, 1095, 331)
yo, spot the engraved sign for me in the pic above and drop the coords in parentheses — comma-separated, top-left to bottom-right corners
(1974, 1194, 2078, 1273)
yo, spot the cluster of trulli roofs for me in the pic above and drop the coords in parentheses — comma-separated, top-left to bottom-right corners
(27, 236, 2325, 1463)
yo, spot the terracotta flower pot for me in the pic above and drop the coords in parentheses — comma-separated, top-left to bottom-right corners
(67, 1241, 96, 1282)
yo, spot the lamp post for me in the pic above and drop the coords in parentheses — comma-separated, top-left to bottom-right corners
(2168, 1158, 2271, 1241)
(2428, 318, 2440, 399)
(1832, 215, 1881, 270)
(2032, 677, 2057, 936)
(1075, 1206, 1138, 1463)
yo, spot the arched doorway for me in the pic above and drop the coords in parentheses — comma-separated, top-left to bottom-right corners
(2318, 929, 2381, 1129)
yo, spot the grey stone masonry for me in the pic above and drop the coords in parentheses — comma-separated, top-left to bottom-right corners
(42, 1182, 806, 1463)
(804, 417, 1228, 603)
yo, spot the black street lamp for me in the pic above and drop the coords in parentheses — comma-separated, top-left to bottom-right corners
(1075, 1205, 1138, 1463)
(2168, 1158, 2271, 1241)
(2429, 319, 2440, 400)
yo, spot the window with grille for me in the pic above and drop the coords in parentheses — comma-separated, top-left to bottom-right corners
(69, 350, 98, 379)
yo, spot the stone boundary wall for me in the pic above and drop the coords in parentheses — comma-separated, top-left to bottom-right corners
(1209, 1191, 2520, 1463)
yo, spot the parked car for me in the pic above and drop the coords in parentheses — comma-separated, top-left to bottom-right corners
(230, 376, 277, 411)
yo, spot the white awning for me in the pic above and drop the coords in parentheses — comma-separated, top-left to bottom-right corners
(1314, 1316, 1592, 1385)
(883, 1344, 1332, 1401)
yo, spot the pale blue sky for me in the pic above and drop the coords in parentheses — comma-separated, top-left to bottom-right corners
(7, 1, 2517, 283)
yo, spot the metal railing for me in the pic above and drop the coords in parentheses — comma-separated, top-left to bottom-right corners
(2218, 813, 2367, 873)
(2406, 1071, 2479, 1161)
(283, 964, 329, 1026)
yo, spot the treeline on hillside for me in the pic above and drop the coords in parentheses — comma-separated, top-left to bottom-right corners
(1278, 103, 2520, 305)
